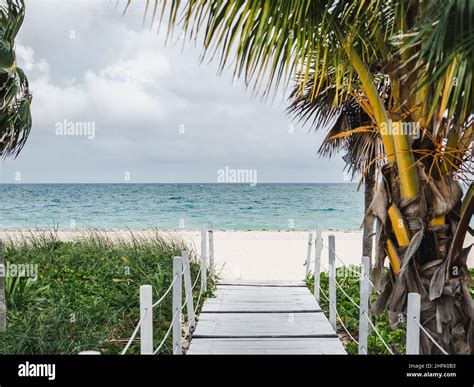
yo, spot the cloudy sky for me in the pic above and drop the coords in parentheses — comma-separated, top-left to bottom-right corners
(0, 0, 348, 183)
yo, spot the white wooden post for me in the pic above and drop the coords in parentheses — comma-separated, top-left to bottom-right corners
(208, 222, 214, 276)
(200, 228, 207, 293)
(328, 234, 336, 331)
(305, 233, 313, 278)
(172, 256, 183, 355)
(0, 246, 6, 332)
(358, 256, 371, 354)
(406, 292, 421, 355)
(139, 284, 153, 354)
(78, 351, 101, 355)
(313, 229, 322, 303)
(181, 251, 195, 330)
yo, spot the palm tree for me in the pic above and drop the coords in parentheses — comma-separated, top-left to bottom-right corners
(0, 0, 31, 158)
(287, 74, 387, 261)
(0, 0, 30, 330)
(134, 0, 473, 354)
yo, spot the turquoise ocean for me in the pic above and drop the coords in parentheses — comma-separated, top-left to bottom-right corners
(0, 184, 364, 230)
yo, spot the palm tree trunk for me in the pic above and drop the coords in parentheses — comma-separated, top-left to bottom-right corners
(362, 167, 376, 264)
(370, 163, 473, 354)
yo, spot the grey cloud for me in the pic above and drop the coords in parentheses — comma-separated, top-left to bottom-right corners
(0, 0, 347, 183)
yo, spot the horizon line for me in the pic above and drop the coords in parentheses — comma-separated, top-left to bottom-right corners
(0, 182, 359, 185)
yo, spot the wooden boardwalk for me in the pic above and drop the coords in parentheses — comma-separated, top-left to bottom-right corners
(188, 280, 346, 354)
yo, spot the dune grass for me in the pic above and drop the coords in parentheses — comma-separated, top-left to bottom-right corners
(0, 231, 213, 354)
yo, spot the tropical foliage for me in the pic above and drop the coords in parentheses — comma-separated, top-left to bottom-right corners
(135, 0, 474, 353)
(0, 0, 31, 158)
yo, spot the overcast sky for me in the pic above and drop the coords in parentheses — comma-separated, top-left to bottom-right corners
(0, 0, 348, 184)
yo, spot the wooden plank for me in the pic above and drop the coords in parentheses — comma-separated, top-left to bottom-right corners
(212, 292, 313, 300)
(206, 292, 318, 302)
(207, 286, 320, 311)
(216, 285, 309, 292)
(188, 338, 346, 354)
(193, 312, 337, 338)
(213, 288, 314, 301)
(202, 300, 321, 313)
(219, 280, 306, 287)
(189, 279, 345, 354)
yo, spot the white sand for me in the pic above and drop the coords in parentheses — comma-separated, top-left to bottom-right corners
(1, 229, 472, 281)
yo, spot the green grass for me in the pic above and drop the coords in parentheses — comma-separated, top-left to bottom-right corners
(307, 267, 474, 355)
(0, 231, 214, 354)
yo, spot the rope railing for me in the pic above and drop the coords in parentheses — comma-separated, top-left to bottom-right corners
(333, 278, 361, 310)
(320, 236, 381, 295)
(319, 261, 361, 310)
(181, 262, 188, 276)
(309, 230, 446, 356)
(320, 285, 367, 346)
(318, 285, 329, 302)
(363, 272, 381, 295)
(191, 265, 202, 291)
(322, 240, 361, 277)
(331, 302, 359, 345)
(318, 282, 366, 345)
(308, 231, 401, 355)
(361, 309, 394, 354)
(114, 226, 214, 356)
(149, 254, 205, 355)
(318, 279, 360, 347)
(153, 310, 179, 355)
(413, 318, 448, 355)
(194, 286, 204, 312)
(120, 308, 149, 355)
(181, 287, 191, 310)
(152, 273, 179, 309)
(328, 236, 384, 296)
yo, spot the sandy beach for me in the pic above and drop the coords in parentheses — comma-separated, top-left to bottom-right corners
(1, 229, 472, 281)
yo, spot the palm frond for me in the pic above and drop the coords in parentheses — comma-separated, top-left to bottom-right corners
(127, 0, 397, 102)
(287, 62, 387, 179)
(0, 0, 32, 158)
(403, 0, 474, 136)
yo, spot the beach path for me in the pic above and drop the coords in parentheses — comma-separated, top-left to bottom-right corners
(187, 280, 346, 354)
